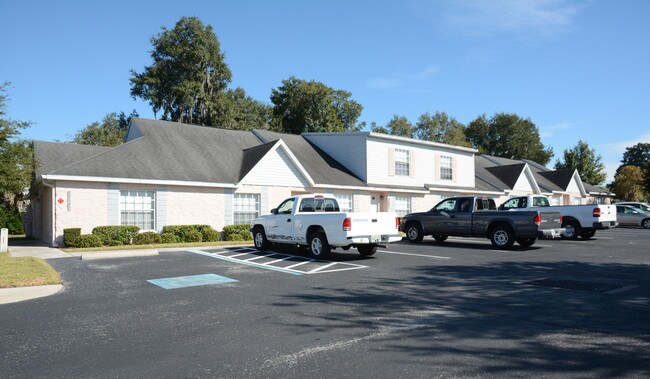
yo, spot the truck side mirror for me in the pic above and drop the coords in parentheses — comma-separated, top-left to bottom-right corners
(271, 208, 278, 215)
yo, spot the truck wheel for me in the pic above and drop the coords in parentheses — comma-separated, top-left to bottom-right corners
(516, 237, 537, 247)
(490, 224, 515, 249)
(642, 219, 650, 229)
(309, 232, 331, 259)
(580, 229, 596, 239)
(406, 223, 424, 243)
(433, 235, 448, 242)
(561, 220, 581, 240)
(357, 244, 377, 257)
(253, 227, 270, 250)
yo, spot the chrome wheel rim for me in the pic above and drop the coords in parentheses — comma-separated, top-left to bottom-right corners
(254, 232, 264, 247)
(311, 237, 322, 255)
(564, 225, 575, 237)
(407, 227, 419, 240)
(494, 230, 509, 245)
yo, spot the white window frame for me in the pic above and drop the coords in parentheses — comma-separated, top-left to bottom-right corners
(394, 196, 411, 217)
(394, 149, 410, 176)
(119, 190, 156, 231)
(440, 155, 453, 181)
(334, 194, 353, 212)
(233, 193, 260, 225)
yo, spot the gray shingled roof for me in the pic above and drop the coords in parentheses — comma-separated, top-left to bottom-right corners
(253, 129, 367, 187)
(33, 141, 113, 178)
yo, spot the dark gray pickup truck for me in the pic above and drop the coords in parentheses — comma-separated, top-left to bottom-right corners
(399, 196, 564, 249)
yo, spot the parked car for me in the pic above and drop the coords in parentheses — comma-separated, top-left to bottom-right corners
(399, 196, 564, 249)
(616, 205, 650, 229)
(616, 202, 650, 213)
(250, 194, 402, 259)
(498, 195, 617, 239)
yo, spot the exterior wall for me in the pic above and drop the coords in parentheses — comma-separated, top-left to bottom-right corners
(165, 186, 225, 230)
(240, 147, 310, 187)
(41, 186, 53, 245)
(365, 138, 475, 188)
(303, 134, 368, 181)
(52, 181, 109, 246)
(511, 172, 534, 194)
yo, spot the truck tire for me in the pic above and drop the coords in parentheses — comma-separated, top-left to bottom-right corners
(516, 237, 537, 247)
(433, 235, 448, 242)
(643, 219, 650, 229)
(309, 232, 331, 259)
(406, 223, 424, 243)
(490, 224, 515, 249)
(357, 244, 377, 256)
(561, 220, 581, 240)
(580, 229, 596, 239)
(253, 227, 270, 250)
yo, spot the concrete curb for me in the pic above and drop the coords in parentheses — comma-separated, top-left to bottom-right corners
(76, 249, 159, 260)
(0, 284, 64, 305)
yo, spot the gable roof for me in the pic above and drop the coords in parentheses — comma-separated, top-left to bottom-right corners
(485, 163, 527, 189)
(33, 141, 113, 178)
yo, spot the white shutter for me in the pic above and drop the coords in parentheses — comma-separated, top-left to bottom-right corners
(409, 150, 415, 177)
(388, 147, 395, 176)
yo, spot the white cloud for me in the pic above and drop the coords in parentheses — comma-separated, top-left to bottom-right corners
(540, 121, 573, 138)
(416, 0, 584, 39)
(367, 65, 440, 90)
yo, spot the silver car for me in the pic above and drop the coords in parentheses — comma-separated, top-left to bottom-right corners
(617, 202, 650, 213)
(616, 205, 650, 229)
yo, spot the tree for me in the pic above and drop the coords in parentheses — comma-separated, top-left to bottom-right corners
(371, 115, 414, 137)
(618, 143, 650, 195)
(466, 112, 553, 165)
(554, 140, 607, 185)
(72, 111, 138, 147)
(414, 112, 470, 147)
(611, 165, 646, 201)
(130, 16, 230, 125)
(270, 77, 362, 134)
(0, 82, 33, 211)
(209, 88, 271, 130)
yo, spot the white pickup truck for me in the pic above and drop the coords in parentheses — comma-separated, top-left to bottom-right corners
(499, 195, 617, 239)
(250, 194, 402, 258)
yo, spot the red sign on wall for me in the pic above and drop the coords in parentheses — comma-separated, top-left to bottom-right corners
(57, 198, 64, 204)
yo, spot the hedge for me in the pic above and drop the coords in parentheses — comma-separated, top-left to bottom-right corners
(92, 225, 140, 245)
(133, 231, 162, 245)
(75, 234, 103, 248)
(63, 228, 81, 247)
(162, 224, 216, 242)
(222, 224, 252, 241)
(0, 205, 24, 235)
(160, 232, 178, 244)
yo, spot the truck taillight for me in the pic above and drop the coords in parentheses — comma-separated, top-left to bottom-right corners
(593, 208, 601, 217)
(559, 216, 563, 224)
(342, 217, 352, 231)
(396, 217, 400, 229)
(534, 213, 541, 226)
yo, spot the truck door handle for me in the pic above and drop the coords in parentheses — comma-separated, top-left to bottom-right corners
(286, 218, 291, 222)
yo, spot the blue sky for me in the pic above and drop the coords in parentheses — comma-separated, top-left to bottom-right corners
(2, 0, 649, 183)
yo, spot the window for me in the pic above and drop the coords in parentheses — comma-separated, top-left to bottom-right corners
(533, 197, 550, 207)
(394, 149, 410, 176)
(276, 198, 295, 214)
(233, 193, 260, 224)
(394, 196, 411, 217)
(120, 190, 155, 230)
(434, 198, 457, 212)
(440, 155, 453, 180)
(335, 194, 353, 212)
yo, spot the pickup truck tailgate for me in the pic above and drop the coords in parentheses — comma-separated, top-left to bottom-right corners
(347, 212, 398, 238)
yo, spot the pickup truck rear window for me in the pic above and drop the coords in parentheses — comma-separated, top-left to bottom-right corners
(299, 198, 340, 212)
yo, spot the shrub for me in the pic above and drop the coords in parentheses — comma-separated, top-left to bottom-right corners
(75, 234, 103, 248)
(162, 224, 214, 242)
(222, 224, 252, 241)
(201, 228, 221, 242)
(160, 232, 178, 244)
(0, 205, 24, 234)
(92, 225, 140, 245)
(108, 240, 124, 247)
(63, 228, 81, 248)
(133, 231, 162, 245)
(184, 230, 203, 243)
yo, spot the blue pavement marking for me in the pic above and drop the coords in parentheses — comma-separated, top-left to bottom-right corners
(147, 274, 238, 289)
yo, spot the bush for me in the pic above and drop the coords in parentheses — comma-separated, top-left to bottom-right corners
(0, 205, 24, 234)
(133, 231, 162, 245)
(222, 224, 252, 241)
(63, 228, 81, 248)
(201, 228, 221, 242)
(184, 230, 203, 243)
(162, 224, 215, 242)
(160, 232, 178, 244)
(75, 234, 103, 248)
(108, 240, 124, 247)
(92, 225, 140, 245)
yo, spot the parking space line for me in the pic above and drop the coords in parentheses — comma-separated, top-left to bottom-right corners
(228, 252, 252, 258)
(244, 253, 277, 261)
(261, 256, 293, 265)
(308, 262, 337, 273)
(379, 250, 450, 259)
(188, 249, 303, 275)
(284, 260, 314, 269)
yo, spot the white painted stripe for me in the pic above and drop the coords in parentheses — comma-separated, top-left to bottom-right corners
(228, 247, 254, 253)
(284, 260, 314, 269)
(227, 252, 252, 258)
(309, 265, 369, 274)
(378, 250, 450, 260)
(261, 257, 293, 266)
(307, 262, 338, 273)
(244, 253, 278, 261)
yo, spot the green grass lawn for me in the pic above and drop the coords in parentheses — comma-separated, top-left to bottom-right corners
(61, 239, 252, 253)
(0, 252, 61, 288)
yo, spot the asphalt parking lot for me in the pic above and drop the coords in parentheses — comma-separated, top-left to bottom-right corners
(1, 228, 650, 378)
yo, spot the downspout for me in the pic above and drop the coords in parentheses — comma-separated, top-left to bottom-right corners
(41, 178, 57, 247)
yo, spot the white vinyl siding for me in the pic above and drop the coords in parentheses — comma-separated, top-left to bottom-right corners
(233, 193, 260, 225)
(239, 147, 310, 187)
(302, 134, 368, 181)
(120, 190, 155, 230)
